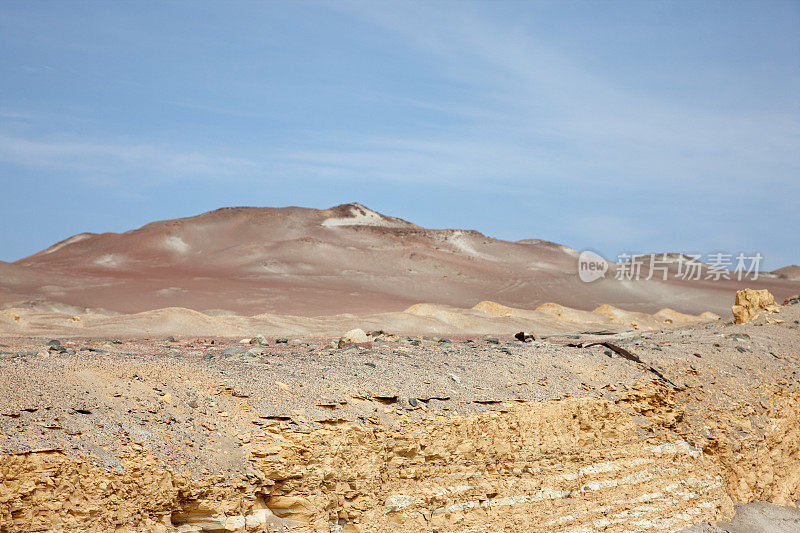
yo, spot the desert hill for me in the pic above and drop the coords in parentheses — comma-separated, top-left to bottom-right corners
(773, 265, 800, 280)
(1, 203, 798, 316)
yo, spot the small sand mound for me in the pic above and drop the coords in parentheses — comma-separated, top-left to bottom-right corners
(80, 307, 247, 336)
(404, 303, 466, 321)
(537, 303, 607, 324)
(472, 301, 517, 317)
(654, 308, 700, 324)
(593, 305, 651, 329)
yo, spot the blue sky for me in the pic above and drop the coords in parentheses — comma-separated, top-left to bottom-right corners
(1, 1, 798, 269)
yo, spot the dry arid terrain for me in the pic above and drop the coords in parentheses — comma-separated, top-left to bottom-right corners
(1, 294, 800, 532)
(1, 205, 800, 533)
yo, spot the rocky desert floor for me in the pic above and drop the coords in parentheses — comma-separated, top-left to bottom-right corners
(1, 300, 800, 532)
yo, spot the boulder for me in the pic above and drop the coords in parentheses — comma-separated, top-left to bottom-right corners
(249, 334, 268, 346)
(338, 328, 369, 348)
(731, 289, 779, 324)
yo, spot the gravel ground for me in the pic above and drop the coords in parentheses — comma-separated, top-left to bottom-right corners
(1, 303, 798, 482)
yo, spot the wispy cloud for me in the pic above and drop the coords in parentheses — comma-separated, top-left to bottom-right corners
(336, 3, 799, 190)
(0, 134, 259, 184)
(1, 3, 797, 198)
(0, 109, 37, 120)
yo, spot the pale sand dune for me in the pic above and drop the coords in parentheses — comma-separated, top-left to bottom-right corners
(536, 302, 611, 324)
(0, 299, 719, 338)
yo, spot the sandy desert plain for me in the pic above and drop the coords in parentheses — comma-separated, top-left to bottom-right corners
(2, 203, 800, 533)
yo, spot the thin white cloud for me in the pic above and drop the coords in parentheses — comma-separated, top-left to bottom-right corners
(0, 109, 37, 120)
(0, 134, 258, 183)
(337, 3, 799, 188)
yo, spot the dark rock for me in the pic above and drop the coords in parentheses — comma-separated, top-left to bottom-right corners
(726, 333, 751, 341)
(79, 347, 107, 354)
(485, 337, 500, 344)
(276, 338, 289, 344)
(46, 339, 61, 347)
(514, 332, 538, 342)
(165, 336, 176, 343)
(408, 398, 418, 407)
(364, 362, 376, 368)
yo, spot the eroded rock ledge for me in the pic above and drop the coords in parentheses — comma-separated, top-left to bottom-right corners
(3, 382, 800, 533)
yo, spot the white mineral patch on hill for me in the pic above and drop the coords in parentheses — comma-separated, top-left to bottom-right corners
(94, 254, 123, 268)
(39, 233, 93, 255)
(163, 235, 190, 253)
(321, 203, 410, 228)
(155, 287, 188, 297)
(442, 230, 499, 261)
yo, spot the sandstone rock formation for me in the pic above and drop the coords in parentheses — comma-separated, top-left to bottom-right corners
(731, 289, 779, 324)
